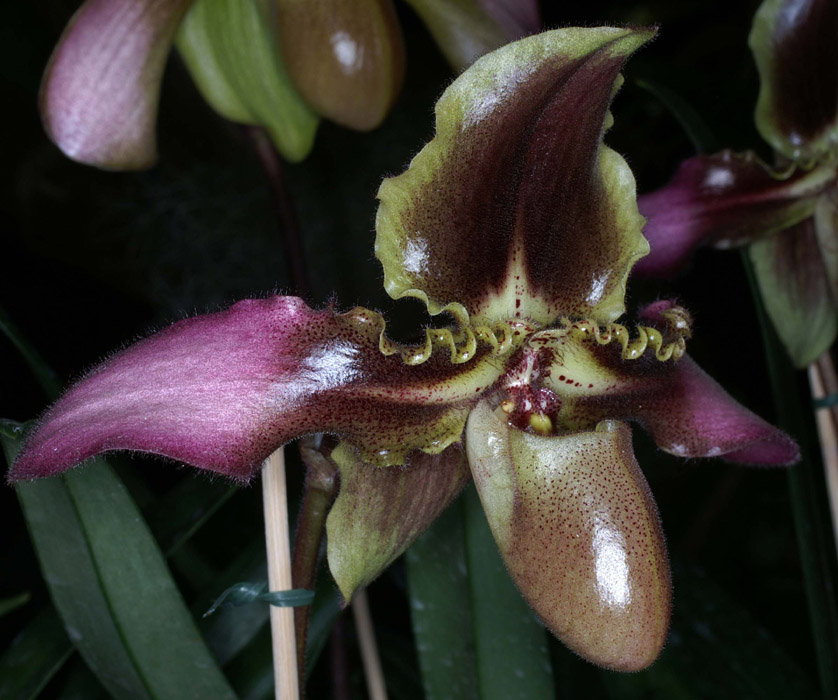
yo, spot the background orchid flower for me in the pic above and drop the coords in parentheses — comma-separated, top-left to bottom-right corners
(12, 26, 799, 675)
(634, 0, 838, 368)
(40, 0, 539, 170)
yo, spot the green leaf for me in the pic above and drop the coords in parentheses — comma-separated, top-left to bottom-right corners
(176, 0, 319, 162)
(406, 496, 479, 700)
(0, 305, 61, 399)
(55, 662, 110, 700)
(0, 608, 73, 700)
(741, 250, 838, 699)
(0, 592, 30, 618)
(462, 487, 554, 699)
(2, 425, 236, 700)
(197, 541, 269, 667)
(145, 475, 238, 556)
(224, 624, 274, 700)
(406, 485, 553, 700)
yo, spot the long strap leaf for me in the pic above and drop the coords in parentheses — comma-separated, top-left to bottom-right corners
(407, 485, 554, 700)
(2, 427, 237, 700)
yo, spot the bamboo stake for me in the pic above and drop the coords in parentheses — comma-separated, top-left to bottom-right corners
(352, 588, 388, 700)
(809, 353, 838, 560)
(263, 448, 299, 700)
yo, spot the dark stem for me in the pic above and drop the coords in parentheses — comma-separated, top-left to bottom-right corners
(330, 614, 351, 700)
(244, 126, 311, 298)
(292, 438, 339, 685)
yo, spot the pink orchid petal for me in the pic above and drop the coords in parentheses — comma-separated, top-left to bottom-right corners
(635, 151, 831, 277)
(557, 356, 799, 466)
(629, 355, 800, 464)
(11, 297, 501, 482)
(40, 0, 194, 170)
(547, 301, 799, 465)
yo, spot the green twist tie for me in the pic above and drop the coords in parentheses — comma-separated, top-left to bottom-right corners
(813, 394, 838, 410)
(204, 581, 314, 617)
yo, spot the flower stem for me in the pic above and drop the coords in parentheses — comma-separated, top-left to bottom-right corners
(292, 438, 338, 682)
(352, 587, 388, 700)
(809, 351, 838, 559)
(245, 126, 311, 298)
(262, 448, 299, 700)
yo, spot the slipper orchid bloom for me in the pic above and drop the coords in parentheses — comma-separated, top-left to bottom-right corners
(635, 0, 838, 367)
(40, 0, 538, 169)
(13, 28, 798, 671)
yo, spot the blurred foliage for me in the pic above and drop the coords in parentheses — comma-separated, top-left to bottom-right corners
(1, 0, 833, 698)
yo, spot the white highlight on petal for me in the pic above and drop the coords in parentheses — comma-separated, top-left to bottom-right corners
(331, 31, 360, 71)
(586, 273, 609, 306)
(305, 340, 361, 388)
(402, 237, 429, 275)
(592, 514, 631, 609)
(704, 167, 734, 189)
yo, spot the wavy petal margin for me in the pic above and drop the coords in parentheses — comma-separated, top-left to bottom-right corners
(403, 0, 540, 72)
(40, 0, 194, 170)
(466, 402, 670, 671)
(10, 297, 503, 482)
(275, 0, 405, 131)
(635, 151, 832, 277)
(175, 0, 319, 162)
(750, 193, 838, 367)
(749, 0, 838, 161)
(547, 336, 800, 465)
(326, 442, 470, 602)
(376, 27, 653, 326)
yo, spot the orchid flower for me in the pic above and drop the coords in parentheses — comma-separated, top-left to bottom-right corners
(12, 28, 798, 672)
(41, 0, 538, 170)
(635, 0, 838, 367)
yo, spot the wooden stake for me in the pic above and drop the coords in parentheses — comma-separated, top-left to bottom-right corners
(352, 588, 388, 700)
(263, 448, 299, 700)
(809, 353, 838, 560)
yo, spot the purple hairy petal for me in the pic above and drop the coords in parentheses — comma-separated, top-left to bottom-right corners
(466, 402, 670, 672)
(615, 356, 799, 464)
(551, 337, 800, 465)
(750, 0, 838, 161)
(750, 193, 838, 367)
(635, 151, 833, 277)
(40, 0, 194, 170)
(376, 27, 653, 326)
(10, 297, 503, 482)
(326, 442, 470, 603)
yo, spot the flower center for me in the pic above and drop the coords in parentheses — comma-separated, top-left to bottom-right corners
(496, 305, 693, 437)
